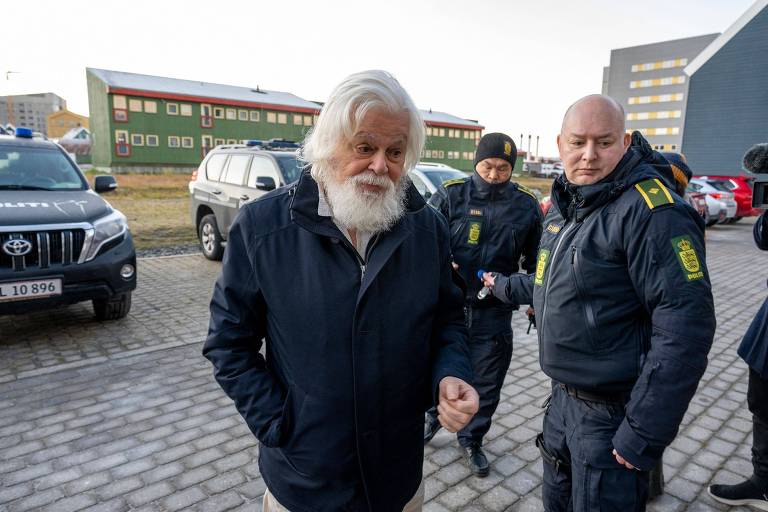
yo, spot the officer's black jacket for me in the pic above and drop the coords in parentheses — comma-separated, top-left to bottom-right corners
(428, 172, 543, 308)
(492, 139, 716, 470)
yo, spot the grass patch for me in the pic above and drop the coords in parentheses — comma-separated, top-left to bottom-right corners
(87, 174, 197, 251)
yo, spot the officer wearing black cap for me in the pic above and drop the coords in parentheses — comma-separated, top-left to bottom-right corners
(424, 132, 543, 477)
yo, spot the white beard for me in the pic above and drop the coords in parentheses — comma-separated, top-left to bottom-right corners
(318, 168, 408, 234)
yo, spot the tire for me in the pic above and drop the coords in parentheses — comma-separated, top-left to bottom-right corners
(93, 292, 131, 321)
(732, 216, 742, 223)
(705, 219, 717, 227)
(199, 214, 224, 261)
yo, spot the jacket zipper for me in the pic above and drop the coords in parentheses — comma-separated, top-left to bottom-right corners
(570, 246, 600, 349)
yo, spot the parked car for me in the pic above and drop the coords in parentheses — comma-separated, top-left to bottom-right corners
(686, 191, 709, 221)
(688, 178, 738, 227)
(408, 162, 468, 199)
(189, 140, 305, 260)
(696, 175, 759, 222)
(0, 128, 136, 320)
(539, 163, 564, 179)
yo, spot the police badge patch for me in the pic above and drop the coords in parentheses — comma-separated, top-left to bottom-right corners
(534, 248, 551, 286)
(671, 235, 704, 281)
(467, 222, 482, 245)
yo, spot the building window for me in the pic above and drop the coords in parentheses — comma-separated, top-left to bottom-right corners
(128, 99, 143, 112)
(214, 138, 225, 145)
(113, 109, 128, 122)
(214, 107, 225, 119)
(278, 113, 288, 124)
(144, 100, 157, 114)
(180, 104, 193, 116)
(631, 58, 688, 72)
(168, 136, 180, 148)
(293, 114, 303, 125)
(439, 129, 445, 137)
(425, 150, 432, 158)
(200, 104, 213, 128)
(226, 108, 236, 120)
(113, 95, 127, 109)
(629, 75, 686, 89)
(438, 150, 445, 158)
(181, 136, 194, 148)
(131, 133, 144, 146)
(426, 127, 432, 136)
(167, 103, 179, 115)
(250, 111, 260, 122)
(626, 110, 683, 121)
(115, 130, 130, 157)
(238, 109, 248, 121)
(226, 139, 237, 144)
(303, 115, 312, 126)
(146, 134, 159, 147)
(267, 112, 277, 123)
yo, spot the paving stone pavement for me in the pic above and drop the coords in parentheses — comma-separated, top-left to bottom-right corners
(0, 220, 763, 511)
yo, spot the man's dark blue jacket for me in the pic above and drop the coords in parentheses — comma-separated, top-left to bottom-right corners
(492, 138, 716, 470)
(203, 170, 472, 512)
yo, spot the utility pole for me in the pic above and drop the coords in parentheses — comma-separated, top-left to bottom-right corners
(535, 135, 539, 160)
(527, 134, 531, 157)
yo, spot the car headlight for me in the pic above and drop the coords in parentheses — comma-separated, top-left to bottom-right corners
(82, 210, 129, 262)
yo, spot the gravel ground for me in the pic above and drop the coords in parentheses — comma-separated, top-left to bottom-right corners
(136, 243, 202, 258)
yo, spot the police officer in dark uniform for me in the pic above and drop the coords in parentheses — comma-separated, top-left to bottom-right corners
(424, 132, 543, 477)
(483, 96, 715, 510)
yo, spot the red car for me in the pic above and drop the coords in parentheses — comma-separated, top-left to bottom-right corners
(696, 175, 759, 221)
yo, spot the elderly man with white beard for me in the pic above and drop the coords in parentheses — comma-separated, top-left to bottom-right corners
(203, 70, 479, 512)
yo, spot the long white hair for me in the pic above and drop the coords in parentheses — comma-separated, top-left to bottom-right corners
(302, 70, 425, 179)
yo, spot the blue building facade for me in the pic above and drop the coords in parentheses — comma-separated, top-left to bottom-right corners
(682, 1, 768, 174)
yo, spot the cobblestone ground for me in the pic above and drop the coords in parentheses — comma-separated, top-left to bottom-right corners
(0, 221, 762, 511)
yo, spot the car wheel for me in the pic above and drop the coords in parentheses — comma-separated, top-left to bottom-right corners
(93, 292, 132, 321)
(705, 219, 717, 227)
(732, 216, 742, 223)
(199, 214, 224, 261)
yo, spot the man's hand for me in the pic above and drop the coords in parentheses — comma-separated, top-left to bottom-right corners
(437, 377, 479, 433)
(481, 272, 495, 287)
(452, 262, 459, 271)
(526, 306, 535, 317)
(612, 449, 636, 470)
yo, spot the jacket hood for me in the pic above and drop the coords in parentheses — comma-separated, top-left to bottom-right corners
(0, 190, 112, 226)
(552, 131, 676, 220)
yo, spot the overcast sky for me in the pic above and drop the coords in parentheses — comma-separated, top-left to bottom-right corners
(2, 0, 753, 156)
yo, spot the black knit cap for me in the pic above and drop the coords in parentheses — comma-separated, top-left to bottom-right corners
(474, 132, 517, 168)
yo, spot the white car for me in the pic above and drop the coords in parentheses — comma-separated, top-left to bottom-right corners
(409, 163, 468, 199)
(688, 178, 738, 227)
(539, 163, 564, 178)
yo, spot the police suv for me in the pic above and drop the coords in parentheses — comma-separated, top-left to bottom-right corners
(0, 128, 136, 320)
(189, 139, 304, 260)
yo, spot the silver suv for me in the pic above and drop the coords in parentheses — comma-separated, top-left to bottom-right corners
(189, 140, 304, 260)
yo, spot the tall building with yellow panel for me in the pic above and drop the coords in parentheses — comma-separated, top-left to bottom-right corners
(602, 34, 718, 152)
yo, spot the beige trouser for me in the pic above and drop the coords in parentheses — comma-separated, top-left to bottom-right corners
(262, 480, 425, 512)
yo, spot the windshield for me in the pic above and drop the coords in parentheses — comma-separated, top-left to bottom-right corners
(0, 146, 86, 190)
(708, 180, 732, 192)
(421, 169, 468, 188)
(274, 154, 305, 184)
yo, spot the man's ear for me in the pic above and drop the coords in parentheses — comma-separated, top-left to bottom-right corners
(622, 132, 631, 150)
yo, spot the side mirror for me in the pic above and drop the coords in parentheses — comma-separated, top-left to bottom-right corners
(94, 175, 118, 193)
(255, 176, 276, 191)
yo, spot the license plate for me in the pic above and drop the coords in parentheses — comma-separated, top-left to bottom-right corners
(0, 278, 62, 302)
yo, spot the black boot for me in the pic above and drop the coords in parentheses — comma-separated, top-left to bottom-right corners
(708, 478, 768, 511)
(424, 413, 441, 445)
(463, 443, 490, 477)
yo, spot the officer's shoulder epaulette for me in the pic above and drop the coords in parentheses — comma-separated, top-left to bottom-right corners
(442, 177, 468, 188)
(634, 178, 674, 211)
(515, 184, 538, 201)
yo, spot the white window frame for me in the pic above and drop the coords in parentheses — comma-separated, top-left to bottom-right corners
(226, 108, 236, 120)
(181, 136, 194, 148)
(180, 104, 193, 116)
(277, 113, 288, 124)
(214, 138, 225, 146)
(131, 133, 144, 146)
(166, 103, 179, 115)
(303, 115, 312, 126)
(146, 134, 159, 147)
(168, 135, 180, 148)
(113, 95, 127, 109)
(128, 99, 143, 112)
(213, 107, 225, 119)
(238, 109, 248, 121)
(267, 112, 277, 123)
(250, 111, 260, 122)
